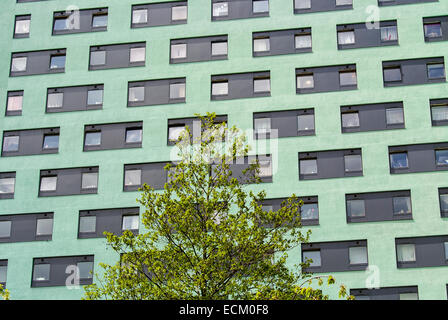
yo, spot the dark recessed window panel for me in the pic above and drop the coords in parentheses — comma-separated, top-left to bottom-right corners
(351, 286, 419, 300)
(301, 239, 368, 273)
(10, 49, 66, 77)
(170, 35, 228, 64)
(124, 162, 171, 191)
(388, 142, 448, 174)
(395, 235, 448, 269)
(378, 0, 437, 7)
(346, 190, 412, 223)
(0, 212, 53, 243)
(212, 155, 273, 184)
(0, 172, 16, 200)
(131, 1, 187, 28)
(439, 188, 448, 217)
(299, 148, 363, 180)
(337, 20, 398, 50)
(253, 108, 315, 139)
(261, 196, 319, 226)
(128, 78, 186, 107)
(39, 166, 99, 197)
(83, 121, 143, 151)
(52, 7, 108, 35)
(46, 84, 103, 113)
(89, 42, 146, 71)
(430, 98, 448, 126)
(211, 71, 271, 100)
(252, 28, 312, 57)
(2, 127, 59, 157)
(17, 0, 48, 2)
(340, 101, 405, 133)
(212, 0, 269, 21)
(296, 64, 357, 94)
(382, 57, 446, 87)
(78, 207, 140, 239)
(167, 115, 228, 145)
(294, 0, 353, 14)
(423, 16, 448, 42)
(31, 255, 94, 287)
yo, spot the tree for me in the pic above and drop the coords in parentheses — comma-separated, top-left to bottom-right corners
(83, 113, 351, 300)
(0, 284, 10, 301)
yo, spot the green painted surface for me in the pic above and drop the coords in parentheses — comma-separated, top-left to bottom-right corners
(0, 0, 447, 299)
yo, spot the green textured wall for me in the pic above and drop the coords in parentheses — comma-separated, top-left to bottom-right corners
(0, 0, 447, 299)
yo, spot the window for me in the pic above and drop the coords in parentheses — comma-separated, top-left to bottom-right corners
(81, 172, 98, 190)
(211, 41, 228, 56)
(50, 55, 65, 69)
(130, 47, 146, 63)
(253, 0, 269, 13)
(169, 83, 186, 99)
(2, 136, 19, 152)
(436, 150, 448, 166)
(40, 176, 57, 192)
(213, 2, 228, 17)
(126, 128, 142, 144)
(125, 169, 141, 186)
(253, 78, 270, 93)
(427, 64, 445, 79)
(258, 160, 272, 178)
(400, 293, 418, 300)
(297, 74, 314, 89)
(171, 44, 187, 59)
(441, 194, 448, 214)
(0, 265, 6, 284)
(129, 87, 145, 102)
(424, 23, 442, 38)
(33, 264, 50, 281)
(300, 159, 317, 175)
(122, 215, 139, 231)
(47, 92, 63, 109)
(347, 199, 365, 217)
(77, 261, 94, 279)
(85, 131, 101, 146)
(298, 114, 315, 132)
(171, 6, 187, 21)
(344, 155, 362, 172)
(342, 112, 360, 128)
(79, 216, 96, 233)
(397, 244, 416, 262)
(384, 66, 402, 82)
(87, 89, 103, 105)
(36, 218, 53, 236)
(295, 34, 312, 49)
(169, 126, 186, 142)
(11, 57, 27, 72)
(445, 242, 448, 260)
(254, 118, 271, 134)
(253, 38, 270, 52)
(302, 250, 321, 267)
(6, 93, 23, 113)
(0, 178, 15, 195)
(336, 0, 352, 5)
(338, 31, 355, 45)
(386, 108, 404, 125)
(432, 105, 448, 122)
(53, 17, 68, 31)
(381, 26, 398, 41)
(212, 81, 229, 96)
(14, 16, 30, 36)
(132, 9, 148, 24)
(0, 221, 12, 238)
(349, 247, 368, 265)
(301, 203, 318, 220)
(92, 14, 108, 28)
(393, 197, 412, 215)
(339, 71, 357, 86)
(295, 0, 311, 9)
(90, 51, 106, 66)
(390, 152, 408, 169)
(42, 135, 59, 150)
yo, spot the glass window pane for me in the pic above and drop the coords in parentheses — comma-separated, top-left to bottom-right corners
(298, 114, 315, 131)
(50, 55, 65, 69)
(11, 57, 27, 72)
(347, 199, 365, 217)
(132, 9, 148, 24)
(427, 64, 445, 79)
(90, 51, 106, 66)
(0, 266, 7, 283)
(342, 112, 360, 128)
(397, 244, 416, 262)
(36, 218, 53, 236)
(424, 23, 442, 38)
(77, 261, 93, 279)
(444, 242, 448, 260)
(253, 38, 270, 52)
(440, 194, 448, 213)
(381, 26, 398, 41)
(349, 246, 368, 265)
(40, 176, 57, 192)
(302, 251, 321, 267)
(79, 216, 96, 233)
(300, 159, 317, 175)
(171, 44, 187, 59)
(436, 150, 448, 166)
(258, 160, 272, 177)
(213, 2, 228, 16)
(384, 67, 402, 82)
(122, 215, 139, 230)
(400, 293, 418, 300)
(7, 95, 23, 111)
(393, 197, 412, 215)
(386, 108, 404, 125)
(92, 14, 108, 28)
(336, 0, 352, 5)
(432, 106, 448, 121)
(43, 135, 59, 150)
(130, 47, 145, 63)
(338, 31, 355, 45)
(126, 129, 142, 143)
(254, 118, 271, 133)
(171, 6, 187, 21)
(212, 82, 228, 95)
(295, 0, 311, 9)
(81, 172, 98, 189)
(212, 41, 228, 56)
(87, 90, 103, 105)
(390, 153, 408, 169)
(340, 71, 357, 86)
(170, 83, 186, 99)
(15, 19, 30, 34)
(297, 75, 314, 89)
(125, 169, 141, 186)
(85, 132, 101, 146)
(295, 35, 312, 48)
(301, 203, 318, 220)
(0, 178, 15, 194)
(254, 79, 270, 93)
(54, 18, 68, 30)
(47, 93, 63, 109)
(33, 264, 50, 281)
(344, 155, 362, 172)
(0, 221, 12, 238)
(169, 126, 186, 142)
(129, 87, 145, 102)
(262, 205, 273, 212)
(3, 136, 19, 152)
(253, 0, 269, 13)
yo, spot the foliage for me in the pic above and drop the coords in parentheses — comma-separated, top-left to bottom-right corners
(0, 284, 10, 300)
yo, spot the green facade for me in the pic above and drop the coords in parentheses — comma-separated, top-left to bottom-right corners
(0, 0, 447, 299)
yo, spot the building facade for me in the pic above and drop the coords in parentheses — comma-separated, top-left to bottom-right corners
(0, 0, 447, 299)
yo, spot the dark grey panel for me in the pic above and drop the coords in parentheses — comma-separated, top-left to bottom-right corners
(220, 155, 272, 184)
(52, 8, 108, 35)
(389, 142, 448, 174)
(252, 28, 312, 57)
(439, 188, 448, 218)
(39, 166, 98, 197)
(167, 115, 228, 145)
(262, 196, 319, 226)
(423, 16, 448, 42)
(83, 121, 142, 151)
(346, 190, 412, 223)
(124, 162, 170, 191)
(5, 91, 23, 117)
(31, 255, 94, 287)
(299, 148, 363, 180)
(341, 101, 405, 133)
(337, 21, 398, 50)
(0, 212, 53, 243)
(170, 35, 227, 63)
(294, 0, 352, 14)
(395, 235, 448, 268)
(351, 286, 418, 300)
(378, 0, 437, 6)
(131, 1, 187, 28)
(2, 127, 59, 157)
(89, 42, 146, 70)
(14, 15, 31, 39)
(302, 240, 368, 273)
(46, 84, 103, 113)
(253, 108, 314, 139)
(382, 57, 446, 87)
(10, 49, 66, 77)
(128, 77, 186, 107)
(212, 0, 269, 21)
(17, 0, 48, 2)
(0, 172, 15, 200)
(430, 98, 448, 126)
(78, 207, 139, 239)
(296, 64, 357, 94)
(211, 71, 270, 100)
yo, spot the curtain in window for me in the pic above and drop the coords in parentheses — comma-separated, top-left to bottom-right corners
(397, 244, 416, 262)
